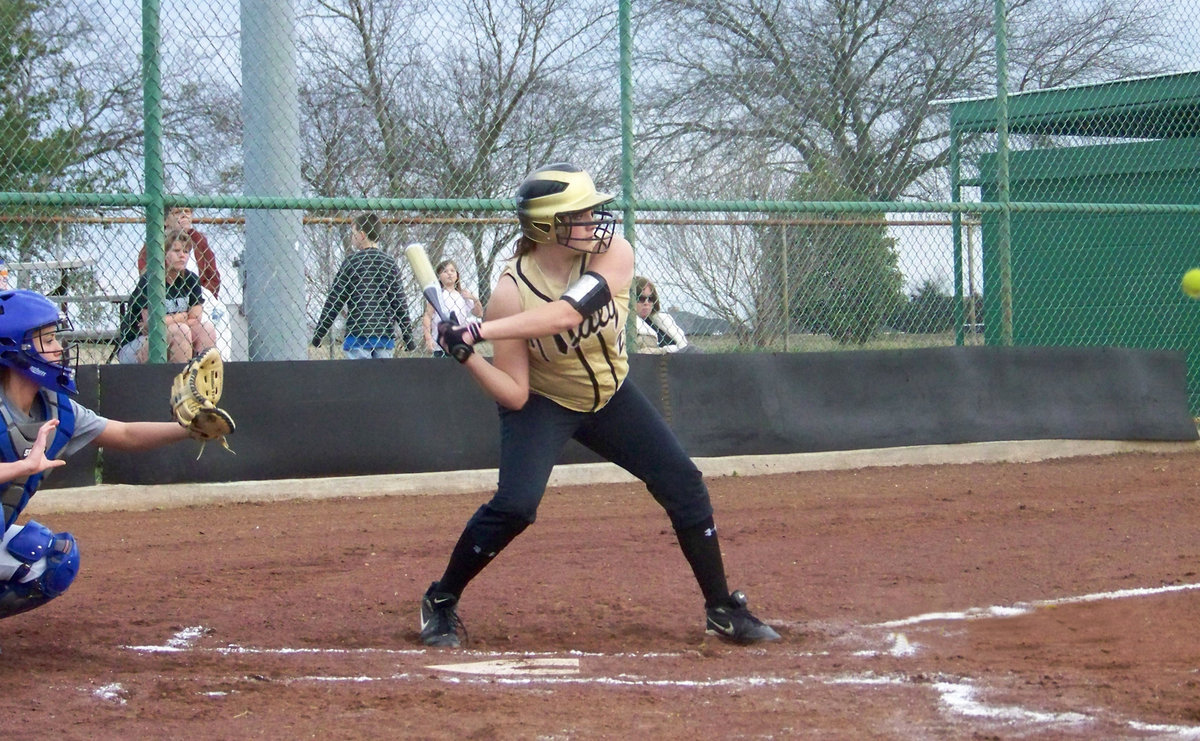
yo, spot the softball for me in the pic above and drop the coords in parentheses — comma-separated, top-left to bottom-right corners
(1183, 269, 1200, 299)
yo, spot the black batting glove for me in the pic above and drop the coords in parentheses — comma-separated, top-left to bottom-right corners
(437, 321, 481, 363)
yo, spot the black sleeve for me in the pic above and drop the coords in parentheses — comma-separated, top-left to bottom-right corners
(118, 276, 150, 345)
(313, 257, 352, 342)
(187, 271, 203, 307)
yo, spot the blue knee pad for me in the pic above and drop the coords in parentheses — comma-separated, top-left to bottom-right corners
(0, 521, 80, 619)
(40, 531, 80, 597)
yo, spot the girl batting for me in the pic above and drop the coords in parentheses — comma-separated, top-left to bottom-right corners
(421, 163, 779, 647)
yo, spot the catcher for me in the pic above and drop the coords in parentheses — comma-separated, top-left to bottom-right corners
(0, 289, 234, 624)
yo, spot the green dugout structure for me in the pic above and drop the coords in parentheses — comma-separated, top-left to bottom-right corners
(948, 71, 1200, 414)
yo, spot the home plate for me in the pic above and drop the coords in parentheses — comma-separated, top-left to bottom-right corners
(427, 658, 580, 676)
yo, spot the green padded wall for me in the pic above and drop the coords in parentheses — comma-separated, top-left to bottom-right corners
(980, 138, 1200, 414)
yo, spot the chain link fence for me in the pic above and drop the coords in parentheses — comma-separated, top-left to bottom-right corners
(3, 1, 1199, 405)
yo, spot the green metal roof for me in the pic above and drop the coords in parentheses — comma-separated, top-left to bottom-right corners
(946, 71, 1200, 138)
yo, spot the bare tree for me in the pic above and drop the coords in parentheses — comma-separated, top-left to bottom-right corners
(300, 0, 618, 303)
(638, 160, 904, 347)
(640, 0, 1170, 202)
(639, 221, 771, 344)
(303, 0, 426, 199)
(32, 5, 144, 192)
(299, 79, 381, 199)
(632, 0, 1167, 345)
(0, 0, 148, 325)
(161, 78, 245, 196)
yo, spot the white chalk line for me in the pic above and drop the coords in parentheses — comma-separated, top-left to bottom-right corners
(113, 583, 1200, 737)
(872, 582, 1200, 629)
(124, 637, 683, 660)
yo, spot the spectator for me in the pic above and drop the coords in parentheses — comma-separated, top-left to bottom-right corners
(632, 276, 693, 354)
(138, 206, 220, 299)
(116, 230, 216, 363)
(422, 259, 482, 357)
(312, 213, 416, 358)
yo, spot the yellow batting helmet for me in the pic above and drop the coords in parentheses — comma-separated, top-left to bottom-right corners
(515, 163, 616, 253)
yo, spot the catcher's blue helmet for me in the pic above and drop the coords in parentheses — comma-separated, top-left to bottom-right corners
(0, 289, 77, 395)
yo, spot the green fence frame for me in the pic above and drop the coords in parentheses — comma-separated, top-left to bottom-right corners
(1, 0, 1199, 416)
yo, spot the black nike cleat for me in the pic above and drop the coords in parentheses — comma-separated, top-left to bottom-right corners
(420, 582, 467, 648)
(705, 590, 781, 645)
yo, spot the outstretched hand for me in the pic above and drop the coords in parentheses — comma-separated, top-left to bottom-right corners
(26, 419, 67, 475)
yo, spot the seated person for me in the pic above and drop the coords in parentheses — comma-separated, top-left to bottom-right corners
(633, 276, 694, 354)
(117, 230, 216, 363)
(137, 206, 220, 298)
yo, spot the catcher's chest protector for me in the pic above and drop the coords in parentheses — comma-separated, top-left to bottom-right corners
(0, 390, 74, 529)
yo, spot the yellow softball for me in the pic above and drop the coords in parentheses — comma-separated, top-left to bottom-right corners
(1183, 269, 1200, 299)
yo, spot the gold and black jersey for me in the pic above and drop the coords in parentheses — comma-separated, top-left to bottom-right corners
(501, 253, 629, 412)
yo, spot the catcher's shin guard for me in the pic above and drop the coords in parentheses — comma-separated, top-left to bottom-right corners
(0, 522, 80, 619)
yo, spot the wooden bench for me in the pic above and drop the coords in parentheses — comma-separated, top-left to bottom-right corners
(5, 258, 96, 289)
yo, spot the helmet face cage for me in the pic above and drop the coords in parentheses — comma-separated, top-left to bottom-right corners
(553, 207, 617, 254)
(516, 164, 615, 252)
(17, 316, 77, 395)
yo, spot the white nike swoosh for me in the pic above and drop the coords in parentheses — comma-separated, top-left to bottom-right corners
(708, 617, 735, 635)
(421, 599, 453, 632)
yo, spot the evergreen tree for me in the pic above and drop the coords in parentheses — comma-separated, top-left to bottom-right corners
(0, 0, 128, 295)
(0, 1, 105, 195)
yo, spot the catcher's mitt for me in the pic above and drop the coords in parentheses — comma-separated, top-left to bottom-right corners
(170, 347, 235, 457)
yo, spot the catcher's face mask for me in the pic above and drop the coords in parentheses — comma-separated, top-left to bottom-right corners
(29, 320, 77, 395)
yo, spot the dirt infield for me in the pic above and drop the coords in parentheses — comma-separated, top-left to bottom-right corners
(6, 448, 1200, 739)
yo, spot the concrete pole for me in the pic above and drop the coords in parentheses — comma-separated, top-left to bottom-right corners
(241, 0, 306, 360)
